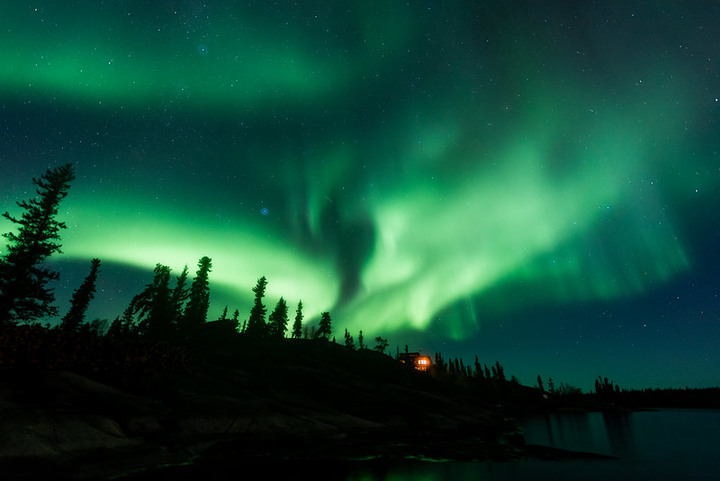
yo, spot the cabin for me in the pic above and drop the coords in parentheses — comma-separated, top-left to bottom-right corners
(398, 351, 432, 372)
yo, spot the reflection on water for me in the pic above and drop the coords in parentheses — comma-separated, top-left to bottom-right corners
(123, 410, 720, 480)
(340, 409, 720, 481)
(520, 410, 636, 458)
(602, 411, 635, 457)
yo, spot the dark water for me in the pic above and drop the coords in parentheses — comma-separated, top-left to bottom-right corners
(337, 409, 720, 481)
(122, 409, 719, 480)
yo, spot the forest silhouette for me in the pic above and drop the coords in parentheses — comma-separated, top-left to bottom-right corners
(0, 165, 717, 426)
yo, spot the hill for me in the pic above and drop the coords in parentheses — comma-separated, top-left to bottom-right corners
(0, 327, 614, 480)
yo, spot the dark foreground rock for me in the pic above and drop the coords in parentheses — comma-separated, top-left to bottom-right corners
(0, 339, 610, 480)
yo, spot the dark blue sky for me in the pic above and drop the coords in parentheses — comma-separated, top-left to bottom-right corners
(1, 2, 719, 391)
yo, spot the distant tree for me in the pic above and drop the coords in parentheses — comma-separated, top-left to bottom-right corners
(246, 276, 268, 337)
(60, 258, 101, 332)
(557, 382, 582, 397)
(494, 361, 506, 382)
(434, 352, 447, 374)
(344, 328, 355, 349)
(134, 264, 174, 340)
(317, 311, 332, 339)
(107, 299, 137, 338)
(268, 297, 289, 338)
(106, 316, 122, 337)
(84, 318, 107, 336)
(181, 256, 212, 336)
(548, 377, 556, 396)
(231, 309, 240, 330)
(291, 300, 303, 339)
(357, 330, 365, 350)
(595, 376, 618, 396)
(0, 163, 75, 324)
(373, 336, 388, 354)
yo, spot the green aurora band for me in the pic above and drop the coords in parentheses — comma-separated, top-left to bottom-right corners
(0, 2, 715, 347)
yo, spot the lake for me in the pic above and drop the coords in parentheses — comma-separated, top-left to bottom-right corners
(121, 409, 719, 480)
(338, 409, 720, 481)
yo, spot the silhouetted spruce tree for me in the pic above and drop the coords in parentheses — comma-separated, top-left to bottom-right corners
(134, 264, 174, 341)
(594, 376, 618, 397)
(495, 361, 506, 382)
(434, 352, 446, 374)
(181, 256, 212, 337)
(60, 258, 101, 332)
(268, 297, 289, 338)
(358, 330, 365, 350)
(246, 276, 268, 337)
(106, 316, 122, 337)
(373, 336, 388, 353)
(344, 328, 355, 349)
(219, 305, 228, 320)
(107, 299, 137, 338)
(0, 163, 75, 324)
(170, 265, 189, 323)
(231, 309, 240, 331)
(291, 300, 303, 339)
(317, 311, 332, 339)
(474, 356, 482, 378)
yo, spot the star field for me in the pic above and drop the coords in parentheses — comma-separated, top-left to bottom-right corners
(1, 2, 719, 391)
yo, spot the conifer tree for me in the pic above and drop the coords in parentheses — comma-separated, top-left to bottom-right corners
(134, 264, 174, 340)
(495, 361, 506, 382)
(246, 276, 268, 337)
(231, 309, 240, 331)
(373, 336, 388, 353)
(268, 297, 289, 338)
(317, 311, 332, 339)
(358, 330, 365, 350)
(0, 163, 75, 324)
(181, 256, 212, 337)
(60, 258, 101, 332)
(344, 328, 355, 349)
(291, 300, 303, 339)
(170, 265, 189, 323)
(107, 299, 137, 337)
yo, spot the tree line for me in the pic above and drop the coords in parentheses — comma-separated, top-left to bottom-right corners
(0, 164, 395, 356)
(4, 164, 687, 404)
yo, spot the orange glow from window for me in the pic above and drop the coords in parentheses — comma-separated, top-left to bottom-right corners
(415, 356, 431, 371)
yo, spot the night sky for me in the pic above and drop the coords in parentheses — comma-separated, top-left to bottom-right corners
(1, 2, 719, 391)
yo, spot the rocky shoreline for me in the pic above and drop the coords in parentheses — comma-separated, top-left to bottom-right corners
(0, 339, 618, 480)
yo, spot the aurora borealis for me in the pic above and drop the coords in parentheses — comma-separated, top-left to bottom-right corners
(1, 2, 719, 391)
